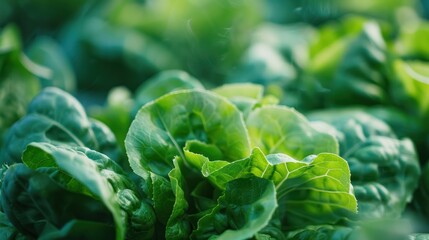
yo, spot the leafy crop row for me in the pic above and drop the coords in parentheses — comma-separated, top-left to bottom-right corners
(1, 0, 429, 239)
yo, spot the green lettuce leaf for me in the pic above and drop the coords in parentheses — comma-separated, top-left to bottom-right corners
(2, 87, 119, 164)
(125, 89, 250, 179)
(246, 105, 338, 158)
(185, 146, 357, 227)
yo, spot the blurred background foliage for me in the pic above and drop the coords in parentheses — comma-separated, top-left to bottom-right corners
(1, 0, 428, 94)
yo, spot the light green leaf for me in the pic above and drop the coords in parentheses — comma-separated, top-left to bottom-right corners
(186, 144, 356, 226)
(274, 153, 357, 226)
(246, 105, 338, 158)
(126, 90, 250, 179)
(201, 148, 282, 190)
(212, 83, 264, 117)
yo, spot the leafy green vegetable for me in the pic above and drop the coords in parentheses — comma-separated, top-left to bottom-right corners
(125, 89, 250, 179)
(185, 145, 357, 228)
(191, 177, 277, 240)
(2, 142, 156, 240)
(309, 110, 421, 220)
(4, 1, 429, 238)
(274, 153, 357, 226)
(246, 105, 339, 158)
(1, 87, 119, 164)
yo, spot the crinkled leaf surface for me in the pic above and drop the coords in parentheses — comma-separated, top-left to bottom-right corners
(185, 145, 356, 227)
(345, 136, 420, 219)
(309, 111, 421, 219)
(307, 109, 395, 153)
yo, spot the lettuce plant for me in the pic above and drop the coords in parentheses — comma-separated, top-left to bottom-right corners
(125, 89, 357, 239)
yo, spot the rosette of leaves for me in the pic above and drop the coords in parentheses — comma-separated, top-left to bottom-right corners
(125, 89, 357, 239)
